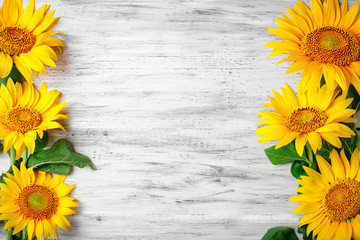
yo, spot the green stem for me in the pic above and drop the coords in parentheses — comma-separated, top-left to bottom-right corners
(6, 147, 18, 240)
(355, 128, 360, 149)
(23, 147, 28, 167)
(21, 227, 27, 240)
(6, 226, 12, 240)
(305, 143, 316, 170)
(9, 146, 15, 166)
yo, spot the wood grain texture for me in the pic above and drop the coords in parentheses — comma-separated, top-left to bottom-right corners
(2, 0, 354, 239)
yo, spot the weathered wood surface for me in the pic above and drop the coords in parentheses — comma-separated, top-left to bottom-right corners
(2, 0, 351, 239)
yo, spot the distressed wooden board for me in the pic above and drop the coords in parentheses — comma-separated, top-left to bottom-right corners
(0, 0, 356, 239)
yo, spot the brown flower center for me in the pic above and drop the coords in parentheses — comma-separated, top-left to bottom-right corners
(17, 184, 58, 220)
(4, 107, 42, 134)
(301, 26, 360, 66)
(322, 178, 360, 222)
(0, 26, 36, 55)
(285, 107, 327, 133)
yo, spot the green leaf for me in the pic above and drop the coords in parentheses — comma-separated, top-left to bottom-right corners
(262, 226, 299, 240)
(0, 174, 5, 184)
(315, 124, 358, 161)
(298, 225, 313, 240)
(34, 131, 49, 154)
(0, 64, 23, 85)
(9, 235, 22, 240)
(0, 158, 23, 183)
(291, 161, 308, 179)
(355, 127, 360, 150)
(347, 84, 360, 113)
(335, 122, 358, 159)
(320, 75, 325, 87)
(316, 140, 332, 160)
(21, 226, 28, 240)
(36, 163, 72, 175)
(265, 142, 308, 165)
(28, 139, 94, 172)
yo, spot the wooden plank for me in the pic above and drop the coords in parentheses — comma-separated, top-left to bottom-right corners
(1, 0, 356, 239)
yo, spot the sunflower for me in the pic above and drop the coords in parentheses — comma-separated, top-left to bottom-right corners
(0, 79, 68, 160)
(290, 148, 360, 239)
(0, 163, 78, 240)
(0, 0, 64, 84)
(266, 0, 360, 93)
(255, 83, 356, 156)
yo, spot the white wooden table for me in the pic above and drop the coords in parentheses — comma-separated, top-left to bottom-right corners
(1, 0, 348, 239)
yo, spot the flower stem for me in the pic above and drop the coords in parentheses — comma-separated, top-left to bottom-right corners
(305, 143, 316, 170)
(6, 147, 18, 240)
(23, 147, 28, 167)
(355, 128, 360, 149)
(9, 146, 15, 166)
(6, 226, 12, 240)
(21, 227, 27, 240)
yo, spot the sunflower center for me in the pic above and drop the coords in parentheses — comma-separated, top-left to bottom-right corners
(0, 26, 36, 55)
(301, 26, 360, 66)
(285, 107, 327, 133)
(17, 184, 58, 220)
(4, 107, 42, 134)
(322, 179, 360, 222)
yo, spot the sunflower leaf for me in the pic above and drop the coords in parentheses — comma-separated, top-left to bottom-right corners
(9, 235, 22, 240)
(316, 140, 332, 160)
(346, 84, 360, 113)
(297, 225, 313, 240)
(261, 226, 299, 240)
(36, 163, 72, 175)
(0, 64, 23, 85)
(320, 75, 325, 87)
(338, 122, 358, 158)
(28, 139, 94, 171)
(34, 131, 49, 154)
(0, 158, 24, 184)
(290, 161, 308, 179)
(264, 142, 308, 165)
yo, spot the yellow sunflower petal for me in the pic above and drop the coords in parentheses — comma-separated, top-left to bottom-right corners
(352, 216, 360, 240)
(54, 184, 75, 198)
(35, 220, 44, 240)
(13, 218, 28, 235)
(317, 220, 337, 240)
(0, 163, 78, 240)
(267, 0, 360, 94)
(275, 131, 300, 149)
(340, 149, 351, 178)
(302, 166, 329, 187)
(330, 149, 346, 179)
(18, 0, 35, 29)
(297, 208, 324, 227)
(0, 79, 67, 159)
(0, 0, 63, 83)
(4, 213, 22, 229)
(0, 52, 13, 78)
(307, 215, 326, 238)
(14, 55, 33, 84)
(350, 148, 360, 179)
(307, 132, 322, 153)
(51, 214, 68, 232)
(316, 155, 335, 183)
(289, 194, 314, 204)
(342, 1, 359, 29)
(26, 4, 50, 33)
(295, 134, 308, 157)
(318, 131, 342, 148)
(333, 221, 352, 240)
